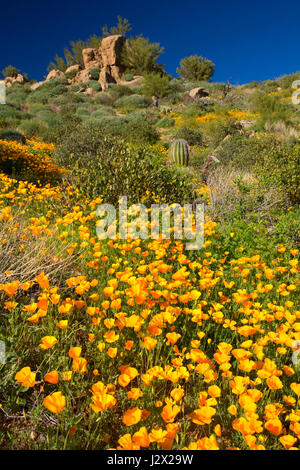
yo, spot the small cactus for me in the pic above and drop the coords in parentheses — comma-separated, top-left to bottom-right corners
(170, 138, 190, 166)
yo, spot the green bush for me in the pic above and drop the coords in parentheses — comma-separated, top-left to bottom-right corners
(142, 73, 172, 98)
(177, 55, 215, 82)
(108, 84, 134, 99)
(94, 92, 114, 106)
(256, 139, 300, 204)
(123, 73, 134, 81)
(277, 72, 300, 90)
(89, 67, 100, 80)
(114, 94, 151, 109)
(86, 81, 102, 92)
(251, 92, 293, 128)
(1, 65, 20, 78)
(156, 116, 175, 128)
(0, 105, 22, 120)
(65, 69, 78, 80)
(121, 35, 165, 75)
(173, 126, 203, 145)
(0, 129, 26, 144)
(201, 117, 239, 147)
(54, 124, 193, 204)
(18, 119, 48, 138)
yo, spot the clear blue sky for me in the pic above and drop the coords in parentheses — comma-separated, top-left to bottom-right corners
(1, 0, 299, 84)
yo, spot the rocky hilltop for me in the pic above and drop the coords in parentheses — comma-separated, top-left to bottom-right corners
(47, 34, 126, 91)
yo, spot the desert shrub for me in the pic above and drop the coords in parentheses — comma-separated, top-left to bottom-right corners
(88, 67, 100, 80)
(142, 73, 172, 98)
(90, 107, 116, 118)
(182, 102, 208, 119)
(68, 93, 86, 103)
(177, 55, 215, 82)
(123, 73, 134, 81)
(256, 139, 300, 204)
(69, 84, 81, 92)
(49, 94, 72, 106)
(54, 124, 192, 204)
(18, 119, 48, 138)
(65, 68, 78, 80)
(251, 92, 293, 128)
(156, 116, 175, 128)
(0, 129, 26, 144)
(94, 92, 114, 106)
(6, 89, 29, 108)
(35, 110, 62, 127)
(50, 84, 68, 96)
(0, 105, 22, 120)
(1, 65, 20, 78)
(277, 72, 300, 89)
(201, 117, 239, 147)
(26, 89, 51, 104)
(114, 94, 151, 109)
(86, 81, 102, 92)
(122, 116, 159, 145)
(108, 84, 134, 99)
(121, 35, 165, 75)
(76, 106, 91, 117)
(173, 126, 203, 145)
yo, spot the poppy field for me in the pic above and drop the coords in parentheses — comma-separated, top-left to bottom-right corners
(0, 137, 299, 450)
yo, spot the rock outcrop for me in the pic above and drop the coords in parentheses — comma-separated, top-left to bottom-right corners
(5, 74, 24, 87)
(82, 48, 102, 69)
(46, 69, 65, 81)
(189, 87, 209, 99)
(73, 35, 126, 90)
(99, 35, 126, 90)
(65, 64, 81, 75)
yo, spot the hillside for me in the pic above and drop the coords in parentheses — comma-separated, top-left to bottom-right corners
(0, 33, 299, 451)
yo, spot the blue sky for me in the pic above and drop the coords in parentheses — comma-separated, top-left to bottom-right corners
(1, 0, 299, 84)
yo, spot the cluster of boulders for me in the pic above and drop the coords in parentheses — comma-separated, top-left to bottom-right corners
(4, 74, 25, 87)
(44, 34, 126, 91)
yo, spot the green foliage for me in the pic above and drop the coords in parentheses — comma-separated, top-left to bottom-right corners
(173, 126, 203, 146)
(121, 36, 165, 75)
(156, 116, 175, 128)
(142, 73, 172, 98)
(123, 73, 135, 81)
(108, 84, 134, 99)
(65, 68, 79, 80)
(94, 92, 114, 106)
(101, 16, 132, 38)
(170, 138, 190, 166)
(201, 117, 239, 147)
(54, 124, 192, 204)
(277, 71, 300, 89)
(256, 139, 300, 205)
(1, 65, 20, 78)
(89, 67, 100, 81)
(177, 55, 215, 82)
(48, 36, 101, 71)
(114, 94, 151, 110)
(0, 105, 22, 120)
(0, 129, 26, 144)
(18, 119, 48, 138)
(251, 92, 293, 127)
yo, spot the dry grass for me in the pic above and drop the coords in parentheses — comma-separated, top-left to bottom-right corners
(206, 166, 283, 221)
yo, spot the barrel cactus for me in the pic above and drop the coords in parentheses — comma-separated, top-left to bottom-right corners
(170, 138, 190, 166)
